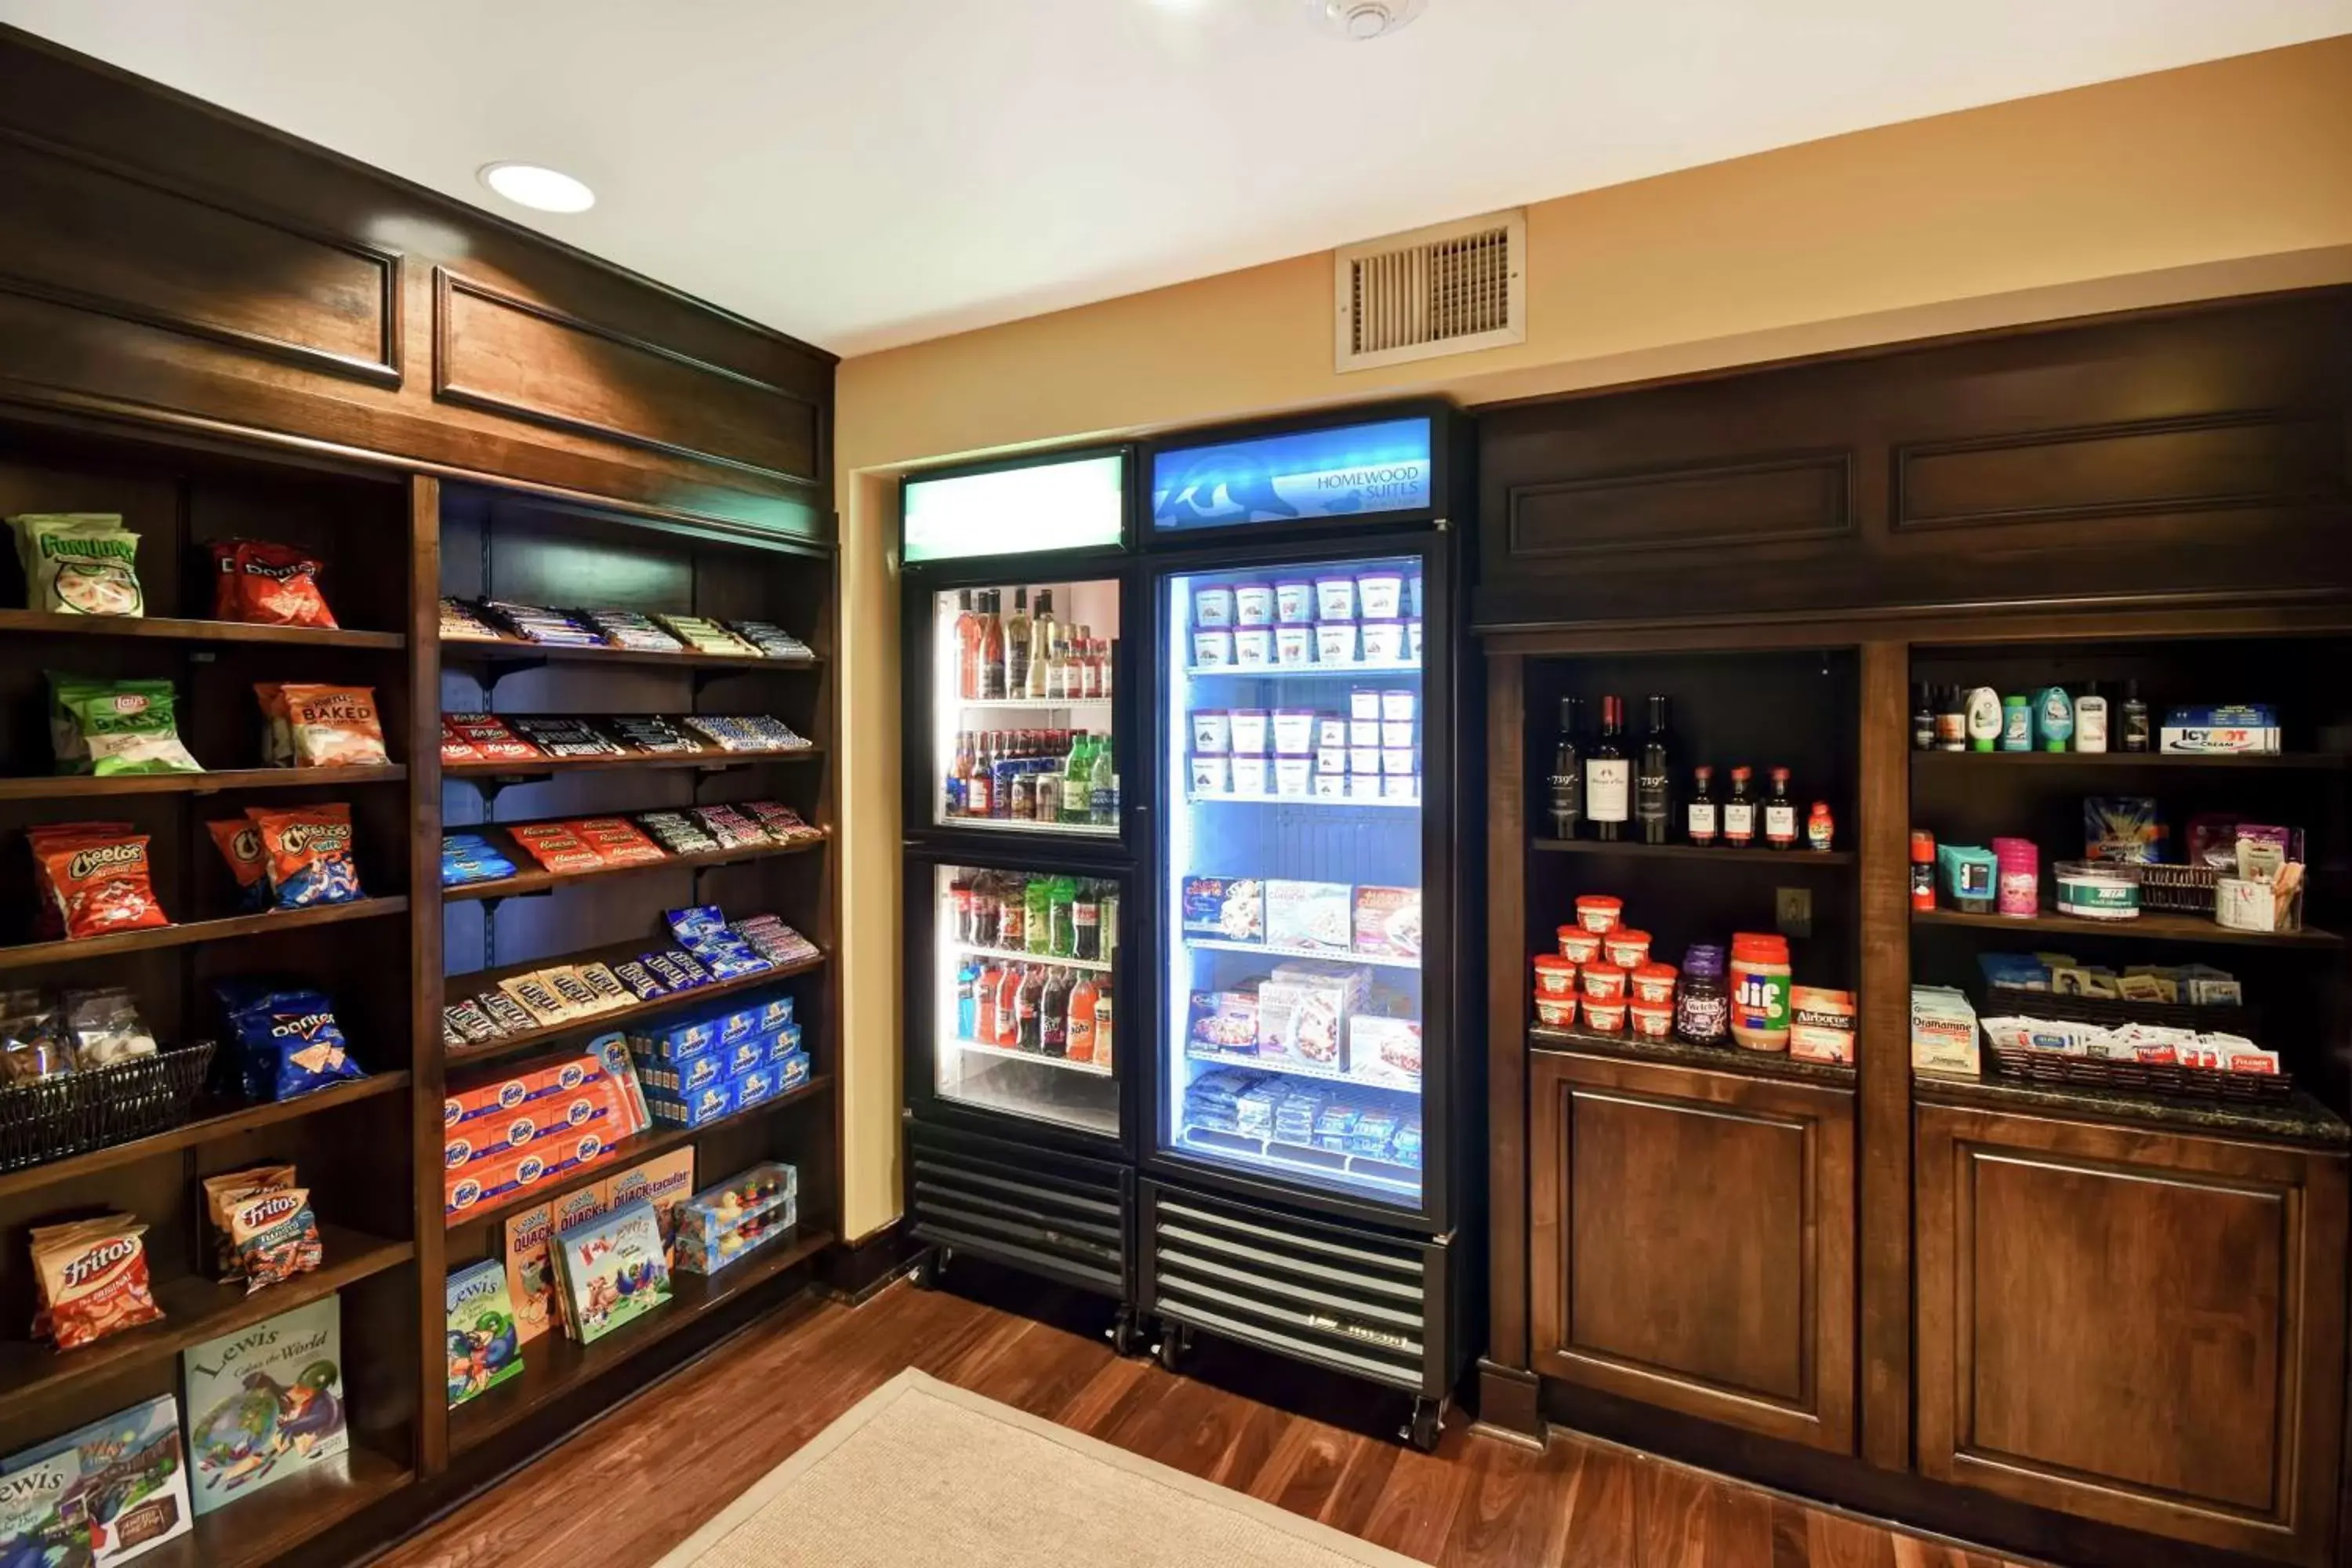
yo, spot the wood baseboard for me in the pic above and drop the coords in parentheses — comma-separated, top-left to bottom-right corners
(818, 1218, 917, 1305)
(1470, 1359, 1546, 1446)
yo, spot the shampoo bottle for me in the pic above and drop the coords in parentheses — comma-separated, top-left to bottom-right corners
(2074, 683, 2110, 753)
(1965, 688, 2002, 752)
(2034, 685, 2075, 752)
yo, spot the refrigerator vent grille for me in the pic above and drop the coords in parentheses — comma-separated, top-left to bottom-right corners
(1149, 1192, 1426, 1391)
(1336, 209, 1526, 372)
(909, 1139, 1126, 1295)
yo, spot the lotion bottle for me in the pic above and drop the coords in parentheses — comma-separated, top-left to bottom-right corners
(1965, 688, 2002, 752)
(2074, 683, 2110, 753)
(2035, 685, 2075, 752)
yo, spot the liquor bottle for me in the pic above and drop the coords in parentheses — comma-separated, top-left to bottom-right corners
(955, 590, 981, 701)
(1101, 637, 1116, 698)
(979, 590, 1007, 701)
(1585, 695, 1631, 841)
(1065, 972, 1099, 1063)
(942, 731, 966, 818)
(1091, 990, 1113, 1071)
(1545, 696, 1583, 840)
(1026, 590, 1056, 699)
(1040, 968, 1072, 1057)
(1025, 875, 1052, 955)
(1686, 764, 1718, 847)
(1071, 880, 1102, 961)
(1636, 695, 1673, 845)
(1005, 588, 1033, 698)
(965, 734, 994, 818)
(1722, 765, 1756, 848)
(1090, 736, 1118, 827)
(1764, 766, 1798, 850)
(1076, 628, 1100, 700)
(1017, 965, 1045, 1052)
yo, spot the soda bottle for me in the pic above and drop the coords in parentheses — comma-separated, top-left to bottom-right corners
(990, 963, 1020, 1044)
(1048, 874, 1078, 956)
(1025, 876, 1052, 955)
(1071, 880, 1101, 962)
(997, 875, 1027, 953)
(1040, 968, 1072, 1056)
(1017, 966, 1045, 1052)
(1091, 991, 1113, 1071)
(1065, 973, 1099, 1063)
(956, 958, 980, 1040)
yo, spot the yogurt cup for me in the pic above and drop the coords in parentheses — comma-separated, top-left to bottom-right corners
(1381, 775, 1417, 801)
(1191, 710, 1230, 754)
(1230, 754, 1269, 797)
(1360, 619, 1406, 664)
(1316, 717, 1349, 750)
(1272, 757, 1313, 797)
(1406, 620, 1424, 663)
(1271, 709, 1317, 756)
(1581, 964, 1628, 1002)
(1381, 746, 1416, 776)
(1630, 963, 1678, 1005)
(1232, 627, 1274, 667)
(1555, 927, 1602, 964)
(1349, 774, 1385, 800)
(1273, 626, 1316, 667)
(1190, 755, 1231, 796)
(1349, 718, 1381, 747)
(1406, 572, 1425, 618)
(1582, 993, 1628, 1034)
(1630, 1002, 1675, 1040)
(1533, 955, 1578, 996)
(1315, 746, 1348, 775)
(1315, 577, 1357, 622)
(1274, 580, 1316, 625)
(1232, 583, 1275, 628)
(1381, 719, 1415, 749)
(1315, 622, 1359, 665)
(1356, 570, 1405, 622)
(1534, 993, 1579, 1030)
(1574, 895, 1623, 934)
(1350, 688, 1382, 722)
(1229, 709, 1269, 755)
(1348, 746, 1382, 776)
(1193, 586, 1234, 629)
(1192, 630, 1233, 668)
(1604, 930, 1653, 971)
(1381, 689, 1417, 723)
(1312, 774, 1348, 798)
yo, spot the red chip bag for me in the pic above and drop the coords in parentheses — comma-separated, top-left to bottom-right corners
(210, 538, 338, 627)
(31, 1216, 164, 1349)
(208, 817, 270, 909)
(27, 822, 170, 939)
(275, 684, 387, 767)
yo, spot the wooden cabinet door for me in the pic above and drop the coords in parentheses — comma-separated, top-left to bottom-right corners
(1915, 1103, 2347, 1566)
(1528, 1049, 1857, 1452)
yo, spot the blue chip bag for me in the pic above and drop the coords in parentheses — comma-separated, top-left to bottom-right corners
(441, 832, 517, 887)
(226, 988, 365, 1100)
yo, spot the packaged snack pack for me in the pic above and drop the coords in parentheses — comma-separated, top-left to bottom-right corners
(28, 823, 171, 940)
(258, 684, 388, 768)
(225, 1186, 323, 1293)
(439, 597, 503, 643)
(207, 539, 336, 627)
(202, 1165, 294, 1281)
(249, 804, 363, 908)
(220, 986, 365, 1101)
(441, 833, 517, 887)
(208, 818, 270, 910)
(50, 676, 201, 775)
(31, 1216, 163, 1349)
(9, 513, 142, 616)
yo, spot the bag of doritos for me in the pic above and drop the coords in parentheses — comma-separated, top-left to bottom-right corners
(208, 817, 270, 910)
(27, 822, 170, 940)
(249, 803, 363, 907)
(209, 538, 338, 627)
(223, 987, 364, 1101)
(261, 683, 387, 768)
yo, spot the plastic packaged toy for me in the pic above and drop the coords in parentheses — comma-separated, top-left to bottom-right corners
(673, 1163, 797, 1276)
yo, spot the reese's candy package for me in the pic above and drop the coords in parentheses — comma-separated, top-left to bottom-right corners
(208, 817, 270, 910)
(249, 803, 363, 908)
(226, 1185, 323, 1292)
(31, 1215, 163, 1349)
(260, 684, 388, 768)
(208, 538, 338, 627)
(27, 822, 171, 940)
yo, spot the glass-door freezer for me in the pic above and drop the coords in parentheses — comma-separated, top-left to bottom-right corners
(1157, 552, 1428, 1209)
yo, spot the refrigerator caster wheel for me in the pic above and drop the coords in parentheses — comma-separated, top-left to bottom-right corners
(1404, 1398, 1443, 1453)
(908, 1249, 942, 1291)
(1109, 1308, 1142, 1358)
(1155, 1324, 1191, 1374)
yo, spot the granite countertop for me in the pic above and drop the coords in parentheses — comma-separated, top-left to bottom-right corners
(1911, 1070, 2352, 1147)
(1527, 1025, 1859, 1089)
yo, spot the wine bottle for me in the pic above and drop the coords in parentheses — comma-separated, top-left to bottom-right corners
(1586, 696, 1630, 841)
(1545, 696, 1583, 840)
(1636, 695, 1672, 845)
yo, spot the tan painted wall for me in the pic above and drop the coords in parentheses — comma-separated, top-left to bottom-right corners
(831, 36, 2352, 1239)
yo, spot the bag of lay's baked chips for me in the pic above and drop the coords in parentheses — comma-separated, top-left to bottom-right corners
(258, 683, 387, 767)
(248, 803, 363, 907)
(49, 674, 201, 775)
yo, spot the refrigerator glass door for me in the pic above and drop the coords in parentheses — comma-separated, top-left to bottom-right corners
(933, 579, 1122, 839)
(1160, 554, 1426, 1207)
(931, 861, 1122, 1138)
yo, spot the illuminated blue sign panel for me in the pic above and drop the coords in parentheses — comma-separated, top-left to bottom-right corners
(1151, 417, 1433, 532)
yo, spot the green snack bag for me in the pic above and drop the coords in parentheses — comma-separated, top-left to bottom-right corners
(7, 513, 143, 616)
(56, 677, 203, 775)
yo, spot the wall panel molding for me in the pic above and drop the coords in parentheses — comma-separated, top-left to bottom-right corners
(1504, 450, 1852, 562)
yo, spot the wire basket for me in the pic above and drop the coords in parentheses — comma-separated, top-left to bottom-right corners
(0, 1041, 216, 1174)
(1978, 987, 2284, 1102)
(2136, 863, 2220, 914)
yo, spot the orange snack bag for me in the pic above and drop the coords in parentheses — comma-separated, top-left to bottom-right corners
(31, 1215, 164, 1349)
(274, 684, 388, 767)
(27, 822, 170, 940)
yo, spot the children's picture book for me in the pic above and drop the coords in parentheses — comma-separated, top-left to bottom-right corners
(503, 1202, 557, 1345)
(445, 1258, 524, 1408)
(181, 1295, 347, 1515)
(608, 1149, 696, 1262)
(553, 1196, 673, 1345)
(0, 1393, 193, 1565)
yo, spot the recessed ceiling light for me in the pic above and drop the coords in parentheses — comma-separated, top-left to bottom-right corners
(478, 162, 595, 214)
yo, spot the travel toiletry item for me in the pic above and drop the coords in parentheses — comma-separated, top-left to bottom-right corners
(1933, 688, 1966, 751)
(2161, 703, 2280, 756)
(2121, 680, 2151, 752)
(1999, 695, 2032, 752)
(1992, 837, 2039, 918)
(2034, 686, 2074, 752)
(1909, 829, 1936, 911)
(1936, 843, 1996, 913)
(2055, 859, 2142, 920)
(2074, 684, 2109, 753)
(1964, 688, 2002, 752)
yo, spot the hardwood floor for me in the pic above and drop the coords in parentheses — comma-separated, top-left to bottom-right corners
(374, 1259, 2040, 1568)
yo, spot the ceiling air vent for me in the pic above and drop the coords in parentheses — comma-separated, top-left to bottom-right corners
(1335, 209, 1525, 372)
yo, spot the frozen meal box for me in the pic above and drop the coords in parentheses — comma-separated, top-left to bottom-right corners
(1353, 887, 1421, 960)
(1186, 989, 1261, 1056)
(1182, 876, 1263, 943)
(1265, 879, 1354, 955)
(1349, 1013, 1423, 1090)
(1256, 967, 1363, 1072)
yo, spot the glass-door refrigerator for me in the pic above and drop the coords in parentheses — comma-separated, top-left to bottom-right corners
(897, 445, 1147, 1353)
(1134, 405, 1479, 1450)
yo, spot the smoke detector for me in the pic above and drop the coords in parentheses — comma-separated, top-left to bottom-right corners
(1310, 0, 1425, 41)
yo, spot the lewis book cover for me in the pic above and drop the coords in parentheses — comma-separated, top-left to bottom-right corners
(181, 1295, 348, 1515)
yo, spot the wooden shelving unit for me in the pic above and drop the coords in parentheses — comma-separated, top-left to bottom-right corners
(1532, 837, 1855, 866)
(0, 764, 408, 800)
(1912, 904, 2339, 948)
(0, 898, 409, 972)
(442, 747, 821, 781)
(442, 827, 826, 904)
(0, 608, 404, 650)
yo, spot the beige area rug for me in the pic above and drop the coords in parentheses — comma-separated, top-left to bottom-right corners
(655, 1367, 1423, 1567)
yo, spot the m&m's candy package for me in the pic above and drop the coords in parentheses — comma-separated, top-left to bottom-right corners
(218, 982, 366, 1101)
(31, 1214, 163, 1348)
(256, 683, 388, 768)
(207, 537, 339, 627)
(27, 822, 171, 940)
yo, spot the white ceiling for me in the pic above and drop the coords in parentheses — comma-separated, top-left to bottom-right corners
(4, 1, 2347, 356)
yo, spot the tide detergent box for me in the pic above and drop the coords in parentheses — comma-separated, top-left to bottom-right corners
(445, 1047, 622, 1133)
(444, 1131, 615, 1217)
(443, 1076, 629, 1171)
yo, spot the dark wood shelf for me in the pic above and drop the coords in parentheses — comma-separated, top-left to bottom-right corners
(1909, 748, 2343, 771)
(441, 1074, 833, 1232)
(444, 943, 826, 1068)
(1912, 905, 2340, 949)
(441, 829, 827, 903)
(0, 608, 405, 650)
(1529, 1024, 1857, 1087)
(444, 747, 821, 781)
(1531, 838, 1855, 866)
(441, 637, 822, 673)
(0, 1073, 411, 1202)
(1913, 1071, 2352, 1150)
(0, 764, 408, 800)
(150, 1443, 412, 1568)
(0, 1225, 412, 1424)
(445, 1225, 833, 1453)
(0, 895, 410, 972)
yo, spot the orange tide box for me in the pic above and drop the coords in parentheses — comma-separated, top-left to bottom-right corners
(443, 1036, 643, 1134)
(444, 1076, 631, 1171)
(444, 1130, 618, 1217)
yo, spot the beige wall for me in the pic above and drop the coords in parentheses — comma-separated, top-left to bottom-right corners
(830, 36, 2352, 1239)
